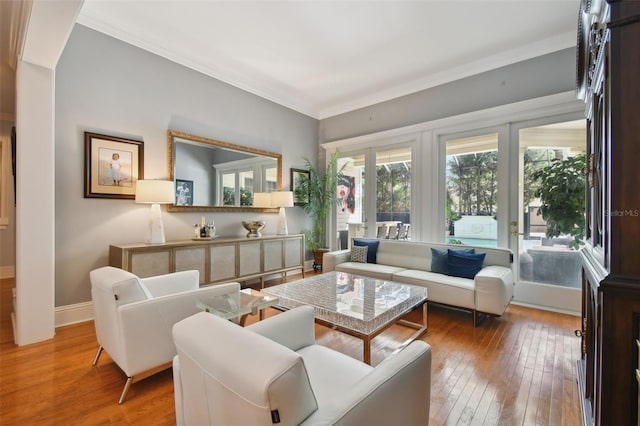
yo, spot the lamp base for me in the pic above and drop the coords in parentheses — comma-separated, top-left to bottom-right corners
(277, 207, 289, 235)
(147, 203, 166, 244)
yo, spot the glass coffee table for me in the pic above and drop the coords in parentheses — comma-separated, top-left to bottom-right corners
(262, 271, 428, 364)
(197, 288, 278, 325)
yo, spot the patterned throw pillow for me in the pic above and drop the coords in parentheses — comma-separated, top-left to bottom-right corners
(353, 238, 379, 263)
(351, 245, 369, 263)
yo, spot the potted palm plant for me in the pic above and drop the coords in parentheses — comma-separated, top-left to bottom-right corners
(294, 152, 344, 271)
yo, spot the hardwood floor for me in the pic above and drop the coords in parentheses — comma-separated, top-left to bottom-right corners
(0, 276, 582, 425)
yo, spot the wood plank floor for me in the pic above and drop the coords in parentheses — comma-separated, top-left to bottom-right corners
(0, 276, 582, 425)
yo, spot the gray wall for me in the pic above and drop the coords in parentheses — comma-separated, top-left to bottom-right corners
(319, 48, 576, 142)
(55, 25, 317, 306)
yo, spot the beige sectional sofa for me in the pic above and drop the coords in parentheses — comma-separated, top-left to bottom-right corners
(323, 239, 514, 326)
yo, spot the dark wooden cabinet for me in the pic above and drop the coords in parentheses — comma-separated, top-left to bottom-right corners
(577, 1, 640, 425)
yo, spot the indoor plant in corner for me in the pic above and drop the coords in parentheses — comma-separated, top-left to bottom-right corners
(532, 153, 586, 249)
(295, 152, 344, 271)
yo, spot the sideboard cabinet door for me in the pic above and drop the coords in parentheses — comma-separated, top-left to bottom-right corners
(263, 240, 284, 272)
(130, 250, 171, 278)
(175, 247, 206, 284)
(238, 241, 261, 277)
(210, 244, 236, 283)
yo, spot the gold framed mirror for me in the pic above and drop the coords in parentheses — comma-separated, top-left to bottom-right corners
(167, 130, 281, 212)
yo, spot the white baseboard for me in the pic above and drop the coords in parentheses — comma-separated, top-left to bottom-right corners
(0, 265, 15, 279)
(511, 300, 580, 317)
(55, 301, 93, 328)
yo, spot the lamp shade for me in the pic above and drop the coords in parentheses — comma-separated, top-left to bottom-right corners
(270, 191, 294, 208)
(253, 192, 272, 208)
(135, 180, 175, 204)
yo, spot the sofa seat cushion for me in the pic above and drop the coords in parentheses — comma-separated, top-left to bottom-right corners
(297, 344, 372, 406)
(392, 270, 475, 310)
(335, 262, 406, 281)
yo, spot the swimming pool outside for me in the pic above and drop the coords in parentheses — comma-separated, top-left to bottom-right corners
(447, 237, 497, 247)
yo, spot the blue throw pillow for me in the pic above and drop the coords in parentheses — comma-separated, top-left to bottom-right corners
(353, 238, 380, 263)
(430, 247, 475, 274)
(446, 249, 486, 279)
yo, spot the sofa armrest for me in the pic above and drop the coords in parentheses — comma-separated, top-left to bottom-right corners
(323, 249, 351, 272)
(474, 265, 514, 316)
(303, 341, 431, 425)
(116, 282, 240, 375)
(141, 270, 200, 297)
(247, 305, 315, 352)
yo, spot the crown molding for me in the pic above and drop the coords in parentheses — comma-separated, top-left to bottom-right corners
(7, 0, 31, 70)
(74, 17, 320, 119)
(318, 31, 577, 119)
(76, 12, 576, 121)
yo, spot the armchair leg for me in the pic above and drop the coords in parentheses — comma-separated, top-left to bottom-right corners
(118, 376, 133, 404)
(92, 345, 104, 366)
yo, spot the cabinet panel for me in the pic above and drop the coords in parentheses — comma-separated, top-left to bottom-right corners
(210, 244, 236, 282)
(284, 237, 303, 268)
(175, 247, 206, 284)
(130, 250, 170, 278)
(238, 241, 261, 277)
(264, 240, 283, 272)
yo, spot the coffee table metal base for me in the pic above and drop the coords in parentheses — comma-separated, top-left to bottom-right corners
(311, 301, 428, 364)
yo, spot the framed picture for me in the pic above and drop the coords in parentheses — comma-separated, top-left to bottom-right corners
(291, 168, 310, 206)
(84, 132, 144, 199)
(175, 179, 193, 206)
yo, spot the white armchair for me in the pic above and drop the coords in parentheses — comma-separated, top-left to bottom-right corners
(90, 266, 240, 404)
(172, 305, 432, 425)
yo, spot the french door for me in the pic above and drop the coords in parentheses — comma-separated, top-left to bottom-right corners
(440, 116, 585, 313)
(439, 125, 510, 248)
(508, 117, 585, 313)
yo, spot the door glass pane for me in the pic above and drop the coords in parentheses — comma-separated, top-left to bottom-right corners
(376, 148, 411, 239)
(518, 120, 586, 288)
(445, 134, 498, 247)
(239, 170, 253, 206)
(222, 173, 235, 206)
(264, 167, 277, 192)
(337, 154, 365, 247)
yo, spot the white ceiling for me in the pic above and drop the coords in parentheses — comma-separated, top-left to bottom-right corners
(8, 1, 581, 121)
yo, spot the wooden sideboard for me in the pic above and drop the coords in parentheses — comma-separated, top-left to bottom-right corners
(110, 234, 305, 288)
(576, 1, 640, 424)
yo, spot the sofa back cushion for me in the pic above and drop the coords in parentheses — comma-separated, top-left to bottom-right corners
(376, 240, 431, 270)
(375, 240, 512, 272)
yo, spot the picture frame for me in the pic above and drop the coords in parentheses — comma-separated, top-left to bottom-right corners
(290, 168, 310, 206)
(175, 179, 193, 206)
(84, 132, 144, 199)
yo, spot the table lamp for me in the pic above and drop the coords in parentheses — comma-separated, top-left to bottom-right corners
(135, 180, 175, 244)
(252, 192, 272, 208)
(270, 191, 294, 235)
